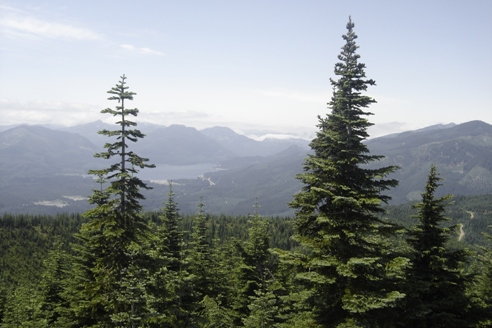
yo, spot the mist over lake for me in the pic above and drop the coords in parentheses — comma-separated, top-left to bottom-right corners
(137, 163, 219, 182)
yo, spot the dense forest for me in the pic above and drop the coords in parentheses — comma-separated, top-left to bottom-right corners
(1, 194, 492, 327)
(1, 18, 491, 327)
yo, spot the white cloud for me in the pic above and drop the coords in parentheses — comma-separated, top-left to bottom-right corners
(120, 43, 164, 56)
(0, 8, 102, 41)
(139, 47, 164, 56)
(0, 99, 102, 126)
(120, 43, 135, 50)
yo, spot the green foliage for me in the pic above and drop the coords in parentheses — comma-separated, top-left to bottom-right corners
(232, 201, 275, 322)
(473, 228, 492, 326)
(383, 194, 492, 252)
(160, 184, 185, 273)
(145, 184, 198, 327)
(289, 17, 407, 327)
(242, 289, 278, 328)
(402, 165, 475, 327)
(0, 214, 81, 287)
(200, 295, 234, 327)
(1, 201, 492, 326)
(188, 198, 213, 306)
(1, 283, 40, 327)
(35, 238, 72, 327)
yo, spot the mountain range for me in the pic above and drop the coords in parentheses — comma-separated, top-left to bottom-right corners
(0, 120, 491, 215)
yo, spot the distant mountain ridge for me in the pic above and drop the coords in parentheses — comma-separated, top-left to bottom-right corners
(55, 120, 310, 162)
(164, 120, 492, 215)
(200, 126, 310, 157)
(0, 120, 491, 215)
(0, 125, 100, 177)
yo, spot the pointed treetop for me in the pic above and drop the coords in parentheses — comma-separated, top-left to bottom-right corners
(252, 196, 262, 218)
(107, 74, 136, 102)
(347, 15, 354, 30)
(197, 196, 205, 216)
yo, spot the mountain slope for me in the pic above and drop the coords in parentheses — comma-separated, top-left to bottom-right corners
(201, 126, 309, 157)
(59, 120, 163, 146)
(160, 145, 306, 216)
(0, 125, 100, 213)
(135, 125, 234, 165)
(0, 125, 99, 177)
(366, 120, 492, 203)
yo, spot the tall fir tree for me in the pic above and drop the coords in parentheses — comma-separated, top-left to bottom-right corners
(66, 75, 154, 327)
(403, 165, 473, 327)
(289, 17, 408, 327)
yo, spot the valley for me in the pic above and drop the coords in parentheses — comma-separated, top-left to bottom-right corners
(0, 120, 491, 215)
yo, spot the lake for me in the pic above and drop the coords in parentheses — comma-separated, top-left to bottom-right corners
(136, 163, 219, 183)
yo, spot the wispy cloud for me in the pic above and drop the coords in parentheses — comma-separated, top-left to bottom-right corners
(120, 43, 164, 56)
(0, 6, 102, 41)
(120, 44, 135, 51)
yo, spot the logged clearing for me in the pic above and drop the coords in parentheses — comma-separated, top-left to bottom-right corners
(458, 224, 465, 241)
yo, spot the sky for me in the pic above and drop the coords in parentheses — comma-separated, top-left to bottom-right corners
(0, 1, 491, 139)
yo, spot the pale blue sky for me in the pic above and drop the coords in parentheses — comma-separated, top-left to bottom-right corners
(1, 0, 491, 138)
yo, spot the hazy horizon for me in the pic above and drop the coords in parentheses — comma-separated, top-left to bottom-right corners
(0, 117, 482, 142)
(1, 1, 491, 139)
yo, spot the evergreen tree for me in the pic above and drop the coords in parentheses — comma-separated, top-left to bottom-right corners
(271, 249, 317, 328)
(242, 289, 278, 328)
(474, 228, 492, 326)
(200, 295, 234, 327)
(200, 237, 239, 327)
(188, 198, 213, 303)
(35, 239, 72, 327)
(1, 284, 40, 327)
(147, 184, 196, 327)
(289, 17, 407, 327)
(233, 200, 278, 325)
(403, 165, 473, 327)
(162, 183, 185, 273)
(242, 201, 272, 292)
(66, 75, 154, 326)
